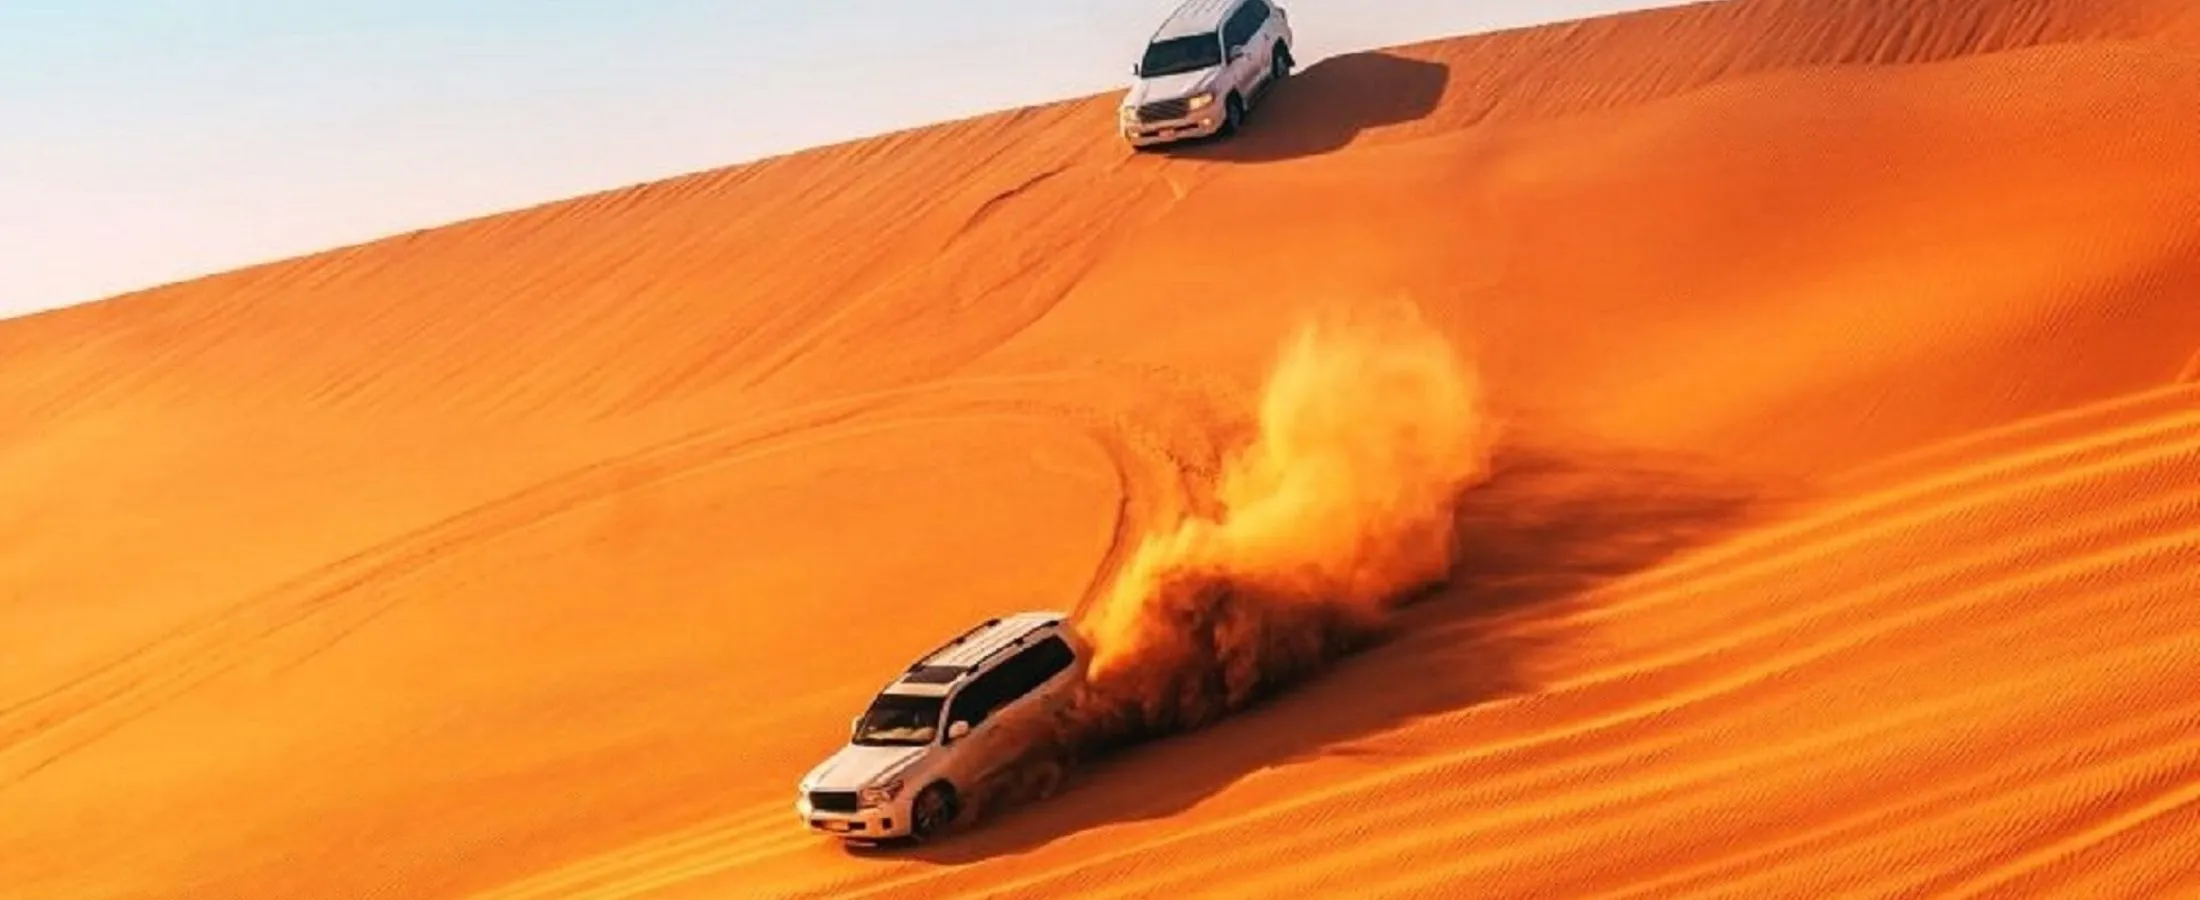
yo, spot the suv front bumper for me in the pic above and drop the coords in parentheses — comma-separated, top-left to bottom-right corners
(795, 795, 910, 839)
(1122, 108, 1225, 147)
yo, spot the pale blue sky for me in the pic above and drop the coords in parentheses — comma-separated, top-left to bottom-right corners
(0, 1, 1680, 319)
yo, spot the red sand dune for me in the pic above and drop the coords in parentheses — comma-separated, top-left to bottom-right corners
(5, 0, 2200, 897)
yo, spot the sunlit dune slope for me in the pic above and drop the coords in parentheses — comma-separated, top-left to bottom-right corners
(4, 0, 2200, 897)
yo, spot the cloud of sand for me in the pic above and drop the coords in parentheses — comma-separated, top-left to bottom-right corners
(1037, 300, 1499, 766)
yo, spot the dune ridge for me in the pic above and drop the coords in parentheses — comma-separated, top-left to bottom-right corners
(4, 0, 2200, 897)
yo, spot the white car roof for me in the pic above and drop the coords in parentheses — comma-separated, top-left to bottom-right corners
(1153, 0, 1240, 41)
(879, 611, 1068, 696)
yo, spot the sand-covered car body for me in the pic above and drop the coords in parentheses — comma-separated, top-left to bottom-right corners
(794, 611, 1085, 841)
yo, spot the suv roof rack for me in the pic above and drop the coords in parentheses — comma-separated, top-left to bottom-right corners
(907, 616, 1001, 672)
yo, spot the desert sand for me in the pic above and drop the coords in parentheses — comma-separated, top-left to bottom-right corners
(5, 0, 2200, 897)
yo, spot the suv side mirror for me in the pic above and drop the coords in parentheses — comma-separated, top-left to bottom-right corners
(946, 720, 971, 742)
(850, 715, 862, 737)
(1228, 45, 1246, 61)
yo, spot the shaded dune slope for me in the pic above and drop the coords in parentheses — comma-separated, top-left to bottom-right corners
(3, 0, 2199, 898)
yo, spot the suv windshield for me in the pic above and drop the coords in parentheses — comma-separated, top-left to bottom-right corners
(852, 693, 942, 747)
(1140, 34, 1222, 78)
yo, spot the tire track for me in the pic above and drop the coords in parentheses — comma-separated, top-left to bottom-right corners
(0, 387, 915, 790)
(1177, 560, 2193, 897)
(442, 363, 1243, 900)
(0, 363, 1232, 794)
(787, 401, 2200, 900)
(950, 567, 2200, 900)
(463, 810, 811, 900)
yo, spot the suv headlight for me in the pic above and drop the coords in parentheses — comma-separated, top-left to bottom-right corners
(1185, 93, 1214, 111)
(860, 778, 904, 808)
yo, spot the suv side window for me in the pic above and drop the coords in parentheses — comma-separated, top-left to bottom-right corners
(982, 644, 1045, 706)
(1224, 1, 1269, 51)
(1222, 6, 1251, 51)
(946, 665, 1010, 731)
(1021, 636, 1076, 686)
(1005, 636, 1075, 698)
(1244, 0, 1272, 35)
(955, 635, 1076, 730)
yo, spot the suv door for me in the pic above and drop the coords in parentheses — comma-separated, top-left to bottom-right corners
(939, 664, 1012, 784)
(1241, 1, 1280, 90)
(939, 637, 1076, 788)
(1223, 1, 1273, 95)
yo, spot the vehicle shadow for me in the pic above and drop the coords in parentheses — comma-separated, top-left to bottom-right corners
(1150, 50, 1451, 163)
(851, 437, 1784, 863)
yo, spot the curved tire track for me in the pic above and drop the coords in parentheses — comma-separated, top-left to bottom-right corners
(0, 362, 1238, 794)
(742, 391, 2200, 900)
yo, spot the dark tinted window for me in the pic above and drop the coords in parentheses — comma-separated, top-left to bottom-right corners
(1022, 636, 1076, 686)
(946, 666, 1010, 729)
(995, 637, 1074, 703)
(1224, 2, 1268, 48)
(900, 665, 963, 684)
(1141, 34, 1222, 77)
(944, 636, 1076, 734)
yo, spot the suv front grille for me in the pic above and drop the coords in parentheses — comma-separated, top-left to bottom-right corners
(808, 790, 860, 813)
(1138, 99, 1190, 122)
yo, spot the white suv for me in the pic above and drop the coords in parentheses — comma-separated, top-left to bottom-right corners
(1119, 0, 1296, 149)
(794, 611, 1086, 842)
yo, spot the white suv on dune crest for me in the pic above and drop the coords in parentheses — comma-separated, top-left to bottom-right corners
(795, 611, 1086, 842)
(1119, 0, 1296, 149)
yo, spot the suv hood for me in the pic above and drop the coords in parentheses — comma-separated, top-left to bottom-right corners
(802, 743, 928, 791)
(1125, 67, 1221, 107)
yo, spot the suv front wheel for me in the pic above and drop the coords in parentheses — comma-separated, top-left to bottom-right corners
(909, 781, 960, 841)
(1221, 93, 1245, 136)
